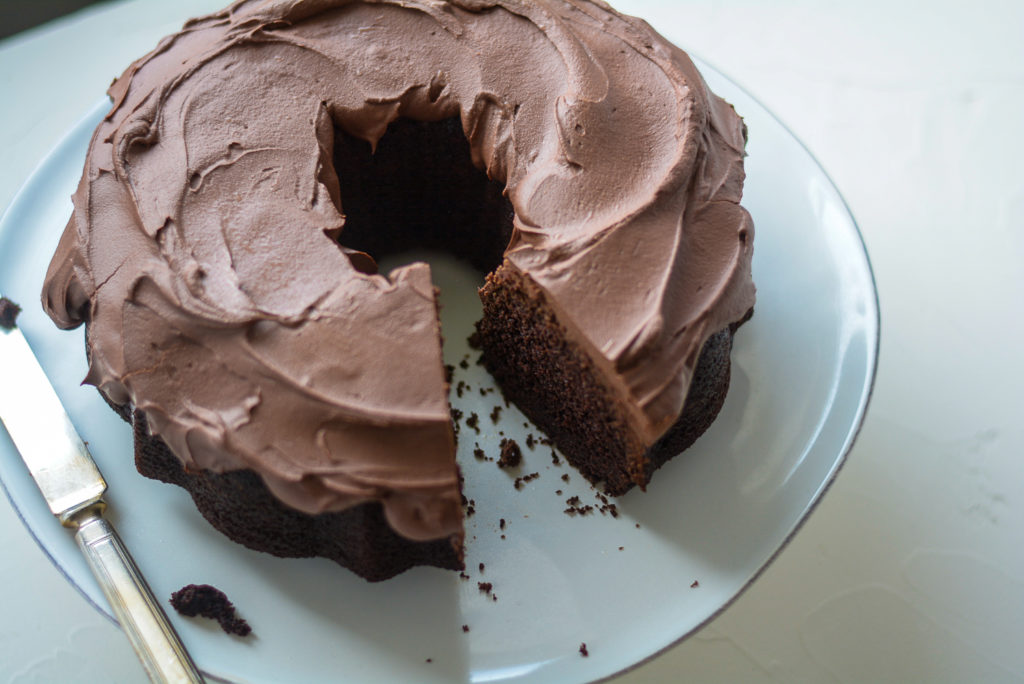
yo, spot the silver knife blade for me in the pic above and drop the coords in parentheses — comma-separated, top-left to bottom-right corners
(0, 297, 203, 683)
(0, 320, 105, 525)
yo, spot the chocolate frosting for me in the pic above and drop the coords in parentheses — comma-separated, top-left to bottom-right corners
(42, 0, 754, 541)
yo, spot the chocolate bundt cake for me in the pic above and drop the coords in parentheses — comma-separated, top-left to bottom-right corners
(42, 0, 755, 581)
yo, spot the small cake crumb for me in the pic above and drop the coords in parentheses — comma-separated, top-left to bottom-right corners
(456, 380, 468, 397)
(169, 584, 251, 637)
(563, 495, 596, 516)
(691, 580, 700, 588)
(550, 450, 560, 465)
(499, 518, 506, 530)
(477, 581, 497, 601)
(579, 643, 589, 657)
(0, 297, 22, 330)
(426, 658, 433, 663)
(462, 624, 470, 633)
(618, 546, 624, 551)
(489, 405, 503, 423)
(444, 364, 455, 383)
(466, 412, 480, 434)
(497, 438, 522, 468)
(459, 358, 470, 370)
(478, 562, 485, 573)
(561, 473, 570, 483)
(513, 472, 540, 490)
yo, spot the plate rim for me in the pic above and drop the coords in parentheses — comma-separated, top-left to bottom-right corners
(598, 54, 881, 683)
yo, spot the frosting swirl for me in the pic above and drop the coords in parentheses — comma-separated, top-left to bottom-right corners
(43, 0, 754, 541)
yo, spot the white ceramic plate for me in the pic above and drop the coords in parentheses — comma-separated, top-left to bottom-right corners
(0, 56, 878, 683)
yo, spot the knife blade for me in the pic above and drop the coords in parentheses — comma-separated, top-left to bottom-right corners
(0, 297, 204, 684)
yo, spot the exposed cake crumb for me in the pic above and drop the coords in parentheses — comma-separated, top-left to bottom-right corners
(497, 438, 522, 468)
(499, 518, 506, 530)
(473, 446, 488, 461)
(450, 408, 463, 436)
(169, 584, 251, 637)
(561, 473, 570, 483)
(691, 580, 700, 588)
(456, 380, 468, 397)
(513, 472, 540, 490)
(579, 643, 589, 657)
(459, 358, 470, 370)
(525, 433, 536, 450)
(478, 581, 493, 593)
(0, 297, 22, 330)
(618, 546, 624, 551)
(555, 489, 562, 496)
(551, 451, 560, 465)
(479, 562, 485, 573)
(462, 624, 470, 633)
(466, 412, 480, 434)
(563, 495, 596, 516)
(489, 405, 502, 423)
(467, 331, 481, 349)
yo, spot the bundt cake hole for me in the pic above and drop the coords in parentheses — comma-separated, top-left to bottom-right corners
(331, 116, 514, 275)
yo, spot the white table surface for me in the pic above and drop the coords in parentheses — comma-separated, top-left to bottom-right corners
(1, 1, 1022, 682)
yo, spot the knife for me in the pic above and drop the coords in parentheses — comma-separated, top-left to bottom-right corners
(0, 298, 204, 684)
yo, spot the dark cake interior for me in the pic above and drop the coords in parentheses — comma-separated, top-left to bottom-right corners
(115, 116, 738, 581)
(169, 583, 252, 637)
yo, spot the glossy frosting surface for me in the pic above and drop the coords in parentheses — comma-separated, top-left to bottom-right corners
(42, 0, 754, 540)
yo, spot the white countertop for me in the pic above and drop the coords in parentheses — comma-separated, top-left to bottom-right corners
(1, 1, 1022, 681)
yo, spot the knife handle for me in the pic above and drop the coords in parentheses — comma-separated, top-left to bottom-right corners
(73, 507, 205, 683)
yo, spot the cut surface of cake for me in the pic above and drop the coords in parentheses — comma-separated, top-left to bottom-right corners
(41, 0, 755, 580)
